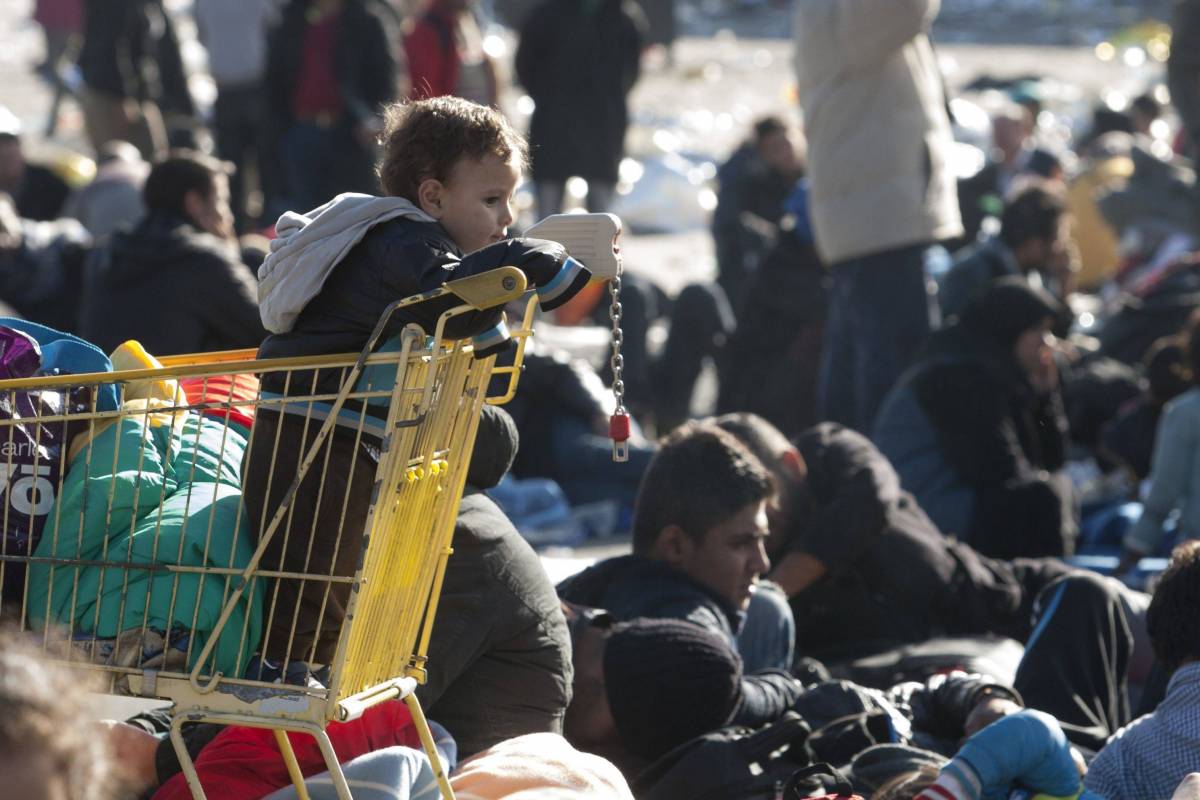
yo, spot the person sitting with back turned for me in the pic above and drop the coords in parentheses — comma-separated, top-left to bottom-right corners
(715, 411, 1155, 749)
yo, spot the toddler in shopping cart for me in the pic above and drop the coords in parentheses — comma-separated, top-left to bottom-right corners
(241, 97, 593, 681)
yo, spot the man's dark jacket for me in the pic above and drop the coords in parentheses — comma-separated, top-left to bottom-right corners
(263, 0, 397, 194)
(557, 554, 741, 645)
(79, 0, 195, 115)
(557, 554, 808, 726)
(417, 406, 573, 758)
(78, 210, 264, 355)
(783, 424, 1069, 662)
(874, 319, 1076, 558)
(515, 0, 645, 183)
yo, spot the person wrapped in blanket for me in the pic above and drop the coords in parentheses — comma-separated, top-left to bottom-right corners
(243, 96, 592, 677)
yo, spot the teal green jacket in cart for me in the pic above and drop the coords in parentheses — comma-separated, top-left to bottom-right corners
(29, 412, 262, 676)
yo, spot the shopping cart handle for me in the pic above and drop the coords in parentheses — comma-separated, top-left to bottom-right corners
(444, 267, 529, 311)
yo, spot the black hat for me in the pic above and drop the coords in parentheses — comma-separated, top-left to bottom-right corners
(603, 618, 742, 760)
(961, 276, 1064, 352)
(466, 404, 519, 489)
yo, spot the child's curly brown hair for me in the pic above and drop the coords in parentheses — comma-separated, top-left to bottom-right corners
(377, 97, 528, 204)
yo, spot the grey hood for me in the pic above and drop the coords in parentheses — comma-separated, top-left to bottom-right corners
(257, 193, 437, 333)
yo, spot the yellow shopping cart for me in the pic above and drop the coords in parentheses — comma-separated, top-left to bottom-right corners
(0, 266, 549, 800)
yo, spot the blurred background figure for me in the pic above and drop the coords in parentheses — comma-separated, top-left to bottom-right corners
(30, 0, 82, 138)
(264, 0, 399, 215)
(404, 0, 502, 107)
(61, 139, 148, 241)
(710, 115, 802, 312)
(1169, 0, 1200, 156)
(78, 150, 264, 356)
(0, 108, 72, 222)
(77, 0, 194, 161)
(195, 0, 280, 232)
(515, 0, 646, 218)
(794, 0, 963, 434)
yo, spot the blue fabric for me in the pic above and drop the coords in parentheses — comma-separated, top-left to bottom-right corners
(737, 581, 795, 673)
(1126, 388, 1200, 555)
(953, 710, 1081, 800)
(1021, 582, 1067, 655)
(817, 243, 942, 433)
(1085, 662, 1200, 800)
(783, 179, 815, 245)
(264, 721, 455, 800)
(874, 380, 976, 538)
(0, 318, 119, 410)
(1077, 501, 1143, 556)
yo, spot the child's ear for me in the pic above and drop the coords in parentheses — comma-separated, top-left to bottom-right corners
(417, 178, 445, 218)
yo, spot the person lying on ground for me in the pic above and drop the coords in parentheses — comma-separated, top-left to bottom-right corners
(715, 412, 1154, 753)
(562, 608, 1028, 784)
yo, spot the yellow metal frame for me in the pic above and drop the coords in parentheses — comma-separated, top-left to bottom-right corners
(6, 267, 535, 800)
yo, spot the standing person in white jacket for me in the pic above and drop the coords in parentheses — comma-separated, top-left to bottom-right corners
(793, 0, 963, 433)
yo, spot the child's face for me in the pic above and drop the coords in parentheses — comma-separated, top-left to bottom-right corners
(424, 153, 519, 254)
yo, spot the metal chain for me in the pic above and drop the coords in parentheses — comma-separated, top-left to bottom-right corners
(607, 265, 626, 413)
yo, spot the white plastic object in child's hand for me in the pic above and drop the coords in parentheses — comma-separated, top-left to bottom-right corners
(523, 213, 623, 282)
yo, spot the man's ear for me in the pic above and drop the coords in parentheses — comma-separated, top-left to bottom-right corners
(417, 177, 445, 218)
(780, 447, 807, 483)
(182, 189, 206, 228)
(650, 524, 692, 567)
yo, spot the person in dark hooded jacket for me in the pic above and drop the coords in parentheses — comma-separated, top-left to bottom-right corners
(416, 405, 573, 758)
(77, 150, 264, 356)
(514, 0, 645, 217)
(874, 277, 1077, 559)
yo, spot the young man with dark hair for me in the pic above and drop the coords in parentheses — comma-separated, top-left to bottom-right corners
(558, 422, 795, 672)
(78, 149, 264, 355)
(1086, 541, 1200, 797)
(940, 184, 1072, 322)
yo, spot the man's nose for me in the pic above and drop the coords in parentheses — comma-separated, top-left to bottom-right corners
(752, 541, 771, 576)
